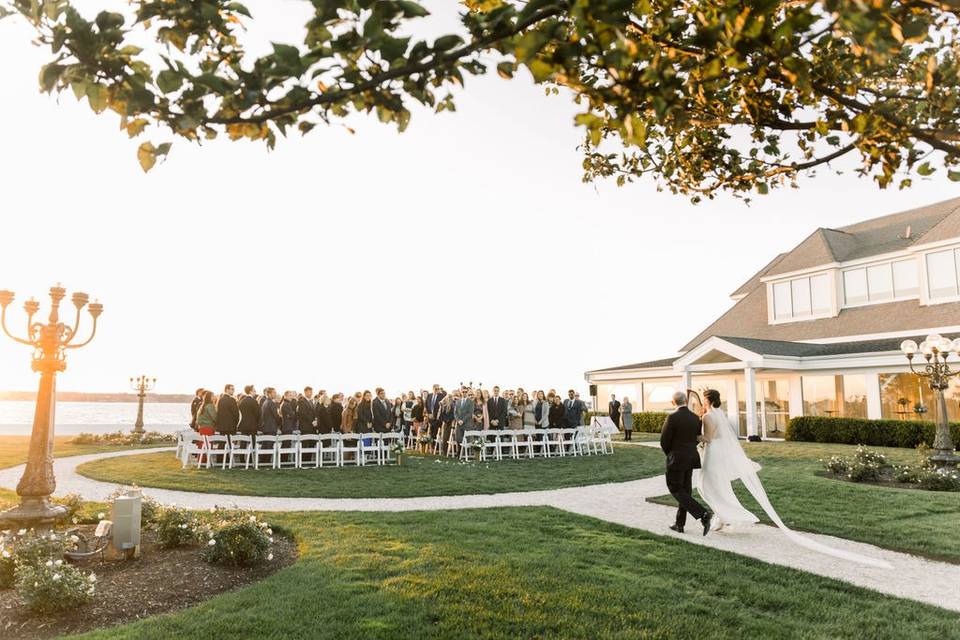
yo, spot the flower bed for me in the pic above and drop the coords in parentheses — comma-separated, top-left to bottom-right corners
(821, 445, 960, 492)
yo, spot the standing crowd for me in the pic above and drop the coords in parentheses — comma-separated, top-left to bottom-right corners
(190, 383, 590, 454)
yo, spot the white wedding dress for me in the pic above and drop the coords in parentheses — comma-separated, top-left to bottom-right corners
(696, 406, 890, 569)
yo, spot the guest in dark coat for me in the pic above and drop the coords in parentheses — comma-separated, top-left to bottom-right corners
(237, 385, 261, 435)
(260, 388, 281, 434)
(372, 387, 393, 433)
(215, 384, 240, 435)
(356, 391, 374, 433)
(608, 395, 621, 432)
(328, 394, 344, 433)
(316, 394, 333, 434)
(548, 394, 565, 428)
(486, 386, 509, 430)
(280, 391, 299, 434)
(297, 387, 317, 434)
(189, 388, 204, 431)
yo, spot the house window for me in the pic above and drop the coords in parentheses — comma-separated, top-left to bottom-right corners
(843, 259, 919, 306)
(802, 375, 868, 418)
(771, 273, 831, 321)
(880, 373, 934, 420)
(642, 382, 677, 412)
(926, 248, 960, 300)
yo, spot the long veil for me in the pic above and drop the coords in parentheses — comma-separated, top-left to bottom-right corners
(706, 408, 891, 569)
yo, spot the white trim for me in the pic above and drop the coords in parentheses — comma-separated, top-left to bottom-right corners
(760, 263, 840, 283)
(672, 337, 761, 370)
(866, 373, 882, 419)
(796, 326, 960, 344)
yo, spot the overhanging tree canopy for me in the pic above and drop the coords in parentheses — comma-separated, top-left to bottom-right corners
(3, 0, 959, 200)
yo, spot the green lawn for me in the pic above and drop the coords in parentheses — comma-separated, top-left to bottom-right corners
(75, 445, 665, 498)
(70, 507, 960, 640)
(650, 440, 960, 562)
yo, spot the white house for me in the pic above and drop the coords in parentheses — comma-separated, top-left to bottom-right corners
(585, 197, 960, 438)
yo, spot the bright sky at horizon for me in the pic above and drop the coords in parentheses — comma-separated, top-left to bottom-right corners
(0, 2, 956, 398)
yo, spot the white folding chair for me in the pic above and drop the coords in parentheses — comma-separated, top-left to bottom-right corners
(561, 428, 579, 456)
(174, 429, 192, 461)
(254, 434, 278, 470)
(361, 433, 382, 466)
(573, 427, 592, 456)
(276, 435, 299, 469)
(481, 430, 499, 461)
(381, 432, 402, 464)
(319, 433, 340, 467)
(340, 434, 362, 466)
(496, 431, 518, 460)
(546, 429, 565, 457)
(601, 428, 614, 455)
(405, 425, 418, 450)
(529, 429, 549, 458)
(445, 427, 459, 458)
(460, 430, 482, 461)
(517, 429, 536, 459)
(228, 434, 254, 469)
(181, 433, 207, 468)
(298, 434, 321, 469)
(204, 434, 230, 469)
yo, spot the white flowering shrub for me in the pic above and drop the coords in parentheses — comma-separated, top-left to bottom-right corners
(200, 510, 273, 567)
(153, 505, 200, 549)
(824, 445, 958, 491)
(917, 466, 960, 492)
(0, 533, 14, 589)
(15, 560, 95, 613)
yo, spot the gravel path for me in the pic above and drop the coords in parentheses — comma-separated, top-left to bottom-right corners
(2, 447, 958, 613)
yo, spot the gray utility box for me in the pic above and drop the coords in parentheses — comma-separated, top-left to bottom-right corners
(110, 490, 142, 557)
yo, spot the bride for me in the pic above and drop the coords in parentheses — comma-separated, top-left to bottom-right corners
(691, 388, 890, 568)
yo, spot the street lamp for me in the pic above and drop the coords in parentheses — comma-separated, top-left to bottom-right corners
(0, 285, 102, 528)
(129, 375, 156, 435)
(900, 335, 960, 468)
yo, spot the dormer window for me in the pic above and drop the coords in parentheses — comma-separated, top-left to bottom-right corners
(842, 258, 919, 307)
(771, 273, 831, 321)
(926, 247, 960, 300)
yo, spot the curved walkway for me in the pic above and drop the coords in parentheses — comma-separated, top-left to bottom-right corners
(2, 447, 959, 613)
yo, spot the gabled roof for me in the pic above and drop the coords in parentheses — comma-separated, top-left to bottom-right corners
(587, 357, 677, 374)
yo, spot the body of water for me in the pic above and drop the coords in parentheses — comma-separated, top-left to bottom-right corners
(0, 401, 191, 435)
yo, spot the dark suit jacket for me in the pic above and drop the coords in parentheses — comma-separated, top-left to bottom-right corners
(260, 397, 281, 433)
(215, 394, 240, 434)
(328, 402, 344, 433)
(190, 396, 203, 429)
(608, 400, 621, 420)
(297, 397, 317, 434)
(563, 398, 586, 426)
(660, 406, 702, 471)
(280, 399, 298, 433)
(372, 397, 392, 432)
(238, 395, 261, 434)
(548, 402, 565, 427)
(316, 404, 333, 434)
(357, 400, 373, 433)
(427, 392, 446, 420)
(487, 397, 508, 429)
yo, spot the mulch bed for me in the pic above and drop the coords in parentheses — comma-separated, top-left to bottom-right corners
(0, 527, 298, 640)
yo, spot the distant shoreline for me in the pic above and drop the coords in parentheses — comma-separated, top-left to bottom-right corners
(0, 392, 191, 404)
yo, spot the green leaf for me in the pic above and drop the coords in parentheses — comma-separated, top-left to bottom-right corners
(917, 162, 935, 176)
(433, 35, 463, 52)
(137, 142, 156, 173)
(271, 43, 301, 68)
(38, 63, 64, 93)
(948, 170, 960, 182)
(86, 83, 107, 113)
(224, 2, 252, 18)
(157, 70, 183, 94)
(396, 1, 429, 18)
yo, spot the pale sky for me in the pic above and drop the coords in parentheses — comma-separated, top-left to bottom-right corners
(0, 1, 956, 398)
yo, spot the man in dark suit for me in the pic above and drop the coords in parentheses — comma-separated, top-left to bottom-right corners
(373, 387, 392, 433)
(215, 384, 240, 435)
(608, 394, 621, 432)
(238, 385, 261, 435)
(297, 387, 317, 434)
(563, 389, 586, 427)
(280, 390, 299, 434)
(660, 391, 712, 535)
(426, 384, 445, 438)
(329, 393, 344, 432)
(260, 387, 281, 434)
(189, 388, 204, 431)
(487, 386, 509, 430)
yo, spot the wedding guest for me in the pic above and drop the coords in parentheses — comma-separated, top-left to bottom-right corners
(401, 392, 415, 437)
(260, 387, 281, 434)
(393, 397, 404, 432)
(190, 388, 204, 431)
(439, 394, 456, 454)
(564, 389, 586, 427)
(475, 389, 489, 431)
(196, 390, 217, 436)
(216, 384, 240, 435)
(297, 387, 317, 434)
(238, 385, 261, 436)
(280, 390, 299, 434)
(373, 387, 392, 433)
(329, 393, 344, 433)
(341, 395, 358, 433)
(357, 390, 374, 433)
(487, 386, 509, 431)
(549, 394, 566, 428)
(622, 396, 634, 441)
(534, 390, 550, 430)
(455, 390, 476, 442)
(510, 390, 526, 429)
(609, 394, 621, 433)
(523, 392, 538, 428)
(316, 393, 333, 434)
(411, 395, 425, 440)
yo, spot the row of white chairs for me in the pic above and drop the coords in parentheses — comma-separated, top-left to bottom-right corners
(457, 427, 613, 461)
(176, 431, 404, 469)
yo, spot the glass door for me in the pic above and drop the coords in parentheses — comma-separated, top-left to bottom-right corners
(759, 379, 790, 439)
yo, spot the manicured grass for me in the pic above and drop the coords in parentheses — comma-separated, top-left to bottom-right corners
(76, 445, 665, 498)
(650, 440, 960, 562)
(70, 507, 960, 640)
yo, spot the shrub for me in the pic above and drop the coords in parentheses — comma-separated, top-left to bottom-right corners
(634, 412, 668, 433)
(16, 560, 95, 613)
(11, 531, 68, 570)
(893, 465, 920, 484)
(200, 511, 273, 567)
(786, 416, 960, 449)
(823, 455, 848, 475)
(916, 467, 960, 492)
(68, 430, 176, 446)
(0, 534, 14, 589)
(153, 505, 200, 549)
(52, 493, 85, 526)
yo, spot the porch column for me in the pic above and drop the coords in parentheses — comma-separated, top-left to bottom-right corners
(744, 366, 758, 437)
(681, 368, 692, 391)
(788, 374, 803, 419)
(866, 373, 882, 420)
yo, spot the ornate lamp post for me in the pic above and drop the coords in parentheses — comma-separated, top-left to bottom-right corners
(900, 334, 960, 468)
(129, 375, 156, 435)
(0, 285, 102, 528)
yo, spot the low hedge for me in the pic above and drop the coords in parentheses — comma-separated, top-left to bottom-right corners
(786, 416, 960, 449)
(585, 411, 668, 433)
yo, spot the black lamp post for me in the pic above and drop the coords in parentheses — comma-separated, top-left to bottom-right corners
(900, 335, 960, 468)
(129, 375, 156, 435)
(0, 285, 102, 528)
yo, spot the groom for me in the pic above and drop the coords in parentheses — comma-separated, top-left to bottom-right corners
(660, 390, 712, 535)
